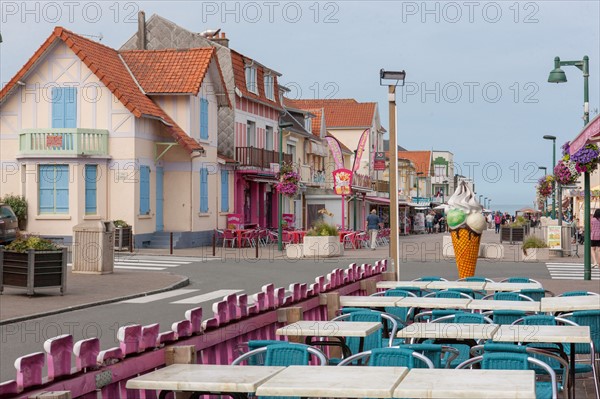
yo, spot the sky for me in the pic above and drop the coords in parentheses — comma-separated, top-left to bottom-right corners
(1, 0, 599, 210)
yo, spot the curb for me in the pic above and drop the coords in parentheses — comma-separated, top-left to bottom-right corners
(0, 276, 190, 326)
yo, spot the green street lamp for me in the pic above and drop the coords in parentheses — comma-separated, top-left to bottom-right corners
(278, 120, 294, 251)
(542, 135, 557, 221)
(548, 55, 591, 279)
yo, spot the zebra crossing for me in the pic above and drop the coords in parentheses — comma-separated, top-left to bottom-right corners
(546, 262, 600, 280)
(68, 255, 219, 272)
(119, 289, 245, 304)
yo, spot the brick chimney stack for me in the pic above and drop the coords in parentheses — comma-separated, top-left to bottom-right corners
(211, 32, 229, 48)
(137, 11, 146, 50)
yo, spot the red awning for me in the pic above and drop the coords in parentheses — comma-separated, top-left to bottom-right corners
(570, 114, 600, 154)
(365, 196, 390, 205)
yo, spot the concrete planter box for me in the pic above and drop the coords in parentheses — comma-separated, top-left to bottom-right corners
(286, 244, 304, 259)
(0, 248, 67, 295)
(302, 236, 343, 258)
(521, 248, 549, 262)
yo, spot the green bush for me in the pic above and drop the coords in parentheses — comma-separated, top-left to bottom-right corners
(113, 219, 130, 228)
(1, 194, 27, 224)
(4, 234, 60, 252)
(508, 215, 529, 228)
(522, 235, 547, 254)
(305, 221, 339, 237)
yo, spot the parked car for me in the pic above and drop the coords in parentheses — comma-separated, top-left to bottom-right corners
(0, 203, 19, 244)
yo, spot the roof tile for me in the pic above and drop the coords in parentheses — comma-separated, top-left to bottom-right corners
(398, 151, 432, 175)
(284, 99, 375, 128)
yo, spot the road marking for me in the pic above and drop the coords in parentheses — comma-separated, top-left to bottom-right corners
(114, 265, 166, 271)
(113, 259, 192, 264)
(546, 262, 600, 280)
(171, 289, 244, 305)
(114, 262, 184, 267)
(121, 289, 200, 303)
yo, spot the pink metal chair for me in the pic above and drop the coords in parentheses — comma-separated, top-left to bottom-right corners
(342, 232, 357, 249)
(223, 229, 237, 248)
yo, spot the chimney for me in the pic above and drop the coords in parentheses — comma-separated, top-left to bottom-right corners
(137, 11, 146, 50)
(211, 32, 229, 48)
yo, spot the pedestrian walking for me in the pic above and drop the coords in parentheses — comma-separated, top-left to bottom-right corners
(591, 208, 600, 268)
(494, 212, 502, 234)
(425, 212, 435, 234)
(366, 209, 380, 250)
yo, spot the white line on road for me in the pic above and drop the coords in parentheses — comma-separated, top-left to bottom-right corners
(112, 259, 191, 264)
(114, 266, 166, 271)
(114, 262, 185, 267)
(546, 263, 584, 266)
(121, 289, 200, 303)
(170, 289, 244, 305)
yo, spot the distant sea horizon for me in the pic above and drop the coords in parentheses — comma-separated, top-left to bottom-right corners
(490, 203, 537, 215)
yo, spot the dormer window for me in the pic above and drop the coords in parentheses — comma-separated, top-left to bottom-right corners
(264, 74, 274, 100)
(305, 116, 312, 132)
(245, 64, 257, 94)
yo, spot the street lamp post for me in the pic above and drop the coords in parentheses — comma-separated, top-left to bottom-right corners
(542, 135, 558, 222)
(478, 195, 483, 206)
(539, 166, 548, 214)
(548, 55, 591, 279)
(416, 172, 424, 200)
(484, 197, 488, 209)
(277, 120, 294, 251)
(380, 68, 406, 280)
(488, 199, 492, 210)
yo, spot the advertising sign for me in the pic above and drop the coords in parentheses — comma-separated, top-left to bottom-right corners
(547, 225, 562, 250)
(352, 128, 370, 172)
(324, 136, 344, 170)
(332, 168, 353, 195)
(226, 214, 242, 229)
(413, 213, 425, 232)
(282, 213, 295, 227)
(374, 152, 386, 171)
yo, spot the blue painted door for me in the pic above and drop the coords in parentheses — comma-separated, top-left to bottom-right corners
(156, 167, 164, 231)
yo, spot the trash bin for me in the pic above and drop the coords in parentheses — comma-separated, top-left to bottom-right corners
(72, 221, 114, 274)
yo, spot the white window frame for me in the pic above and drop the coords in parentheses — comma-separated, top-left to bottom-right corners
(264, 74, 274, 100)
(246, 121, 256, 147)
(265, 126, 273, 151)
(245, 65, 257, 94)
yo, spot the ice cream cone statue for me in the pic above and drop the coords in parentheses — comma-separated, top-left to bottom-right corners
(446, 181, 487, 278)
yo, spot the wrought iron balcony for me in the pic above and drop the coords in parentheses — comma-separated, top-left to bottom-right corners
(374, 180, 390, 193)
(236, 147, 292, 169)
(352, 173, 372, 190)
(19, 129, 109, 156)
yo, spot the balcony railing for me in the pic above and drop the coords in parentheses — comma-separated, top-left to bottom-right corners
(236, 147, 292, 169)
(300, 165, 327, 186)
(19, 128, 109, 156)
(352, 173, 372, 189)
(374, 180, 389, 193)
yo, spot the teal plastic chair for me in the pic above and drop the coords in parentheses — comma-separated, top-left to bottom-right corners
(240, 340, 286, 365)
(381, 289, 416, 323)
(482, 310, 527, 325)
(423, 290, 473, 299)
(558, 291, 600, 297)
(337, 347, 434, 368)
(396, 343, 459, 368)
(501, 277, 541, 284)
(458, 276, 495, 283)
(413, 276, 448, 282)
(334, 309, 400, 351)
(457, 352, 558, 399)
(482, 291, 534, 301)
(232, 342, 328, 366)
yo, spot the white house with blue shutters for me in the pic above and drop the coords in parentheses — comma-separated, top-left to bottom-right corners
(0, 27, 232, 248)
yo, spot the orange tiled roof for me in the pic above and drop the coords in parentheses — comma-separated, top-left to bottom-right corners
(0, 27, 202, 153)
(121, 48, 215, 94)
(284, 98, 375, 128)
(302, 107, 324, 138)
(398, 151, 432, 175)
(230, 50, 282, 110)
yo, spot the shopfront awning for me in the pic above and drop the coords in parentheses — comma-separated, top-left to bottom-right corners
(569, 113, 600, 154)
(365, 196, 390, 205)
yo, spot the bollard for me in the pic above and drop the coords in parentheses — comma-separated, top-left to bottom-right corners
(212, 230, 216, 257)
(256, 236, 259, 259)
(170, 232, 173, 255)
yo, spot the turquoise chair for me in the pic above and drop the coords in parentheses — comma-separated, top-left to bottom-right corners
(337, 347, 434, 368)
(482, 310, 528, 325)
(558, 291, 600, 297)
(232, 342, 328, 366)
(457, 352, 558, 399)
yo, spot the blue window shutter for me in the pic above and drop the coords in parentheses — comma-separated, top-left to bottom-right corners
(51, 88, 65, 128)
(140, 166, 150, 214)
(64, 87, 77, 128)
(85, 165, 97, 214)
(55, 165, 69, 214)
(200, 168, 208, 213)
(200, 98, 209, 140)
(39, 165, 55, 213)
(220, 170, 229, 212)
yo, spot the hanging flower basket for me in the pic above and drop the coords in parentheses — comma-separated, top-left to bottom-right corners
(553, 160, 579, 185)
(536, 175, 553, 199)
(276, 162, 300, 198)
(571, 143, 600, 174)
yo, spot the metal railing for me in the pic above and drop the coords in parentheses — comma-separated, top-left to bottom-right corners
(19, 128, 109, 156)
(236, 147, 292, 168)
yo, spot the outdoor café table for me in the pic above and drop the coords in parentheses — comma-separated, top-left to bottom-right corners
(340, 295, 402, 308)
(125, 364, 285, 399)
(541, 295, 600, 312)
(425, 281, 487, 291)
(467, 299, 541, 312)
(395, 296, 472, 310)
(492, 324, 591, 399)
(255, 365, 408, 398)
(393, 368, 536, 399)
(376, 280, 431, 290)
(484, 282, 543, 292)
(276, 320, 382, 357)
(396, 322, 500, 342)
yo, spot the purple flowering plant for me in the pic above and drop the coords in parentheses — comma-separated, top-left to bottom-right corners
(276, 162, 300, 197)
(536, 175, 554, 198)
(570, 144, 599, 173)
(553, 160, 578, 185)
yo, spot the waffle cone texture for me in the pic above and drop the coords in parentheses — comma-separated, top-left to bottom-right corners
(450, 228, 481, 279)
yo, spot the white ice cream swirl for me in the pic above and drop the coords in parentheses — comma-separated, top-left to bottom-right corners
(447, 181, 486, 234)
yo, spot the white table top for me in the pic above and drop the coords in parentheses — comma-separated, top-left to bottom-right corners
(397, 323, 500, 340)
(125, 364, 285, 393)
(492, 325, 591, 344)
(394, 369, 536, 399)
(396, 297, 472, 309)
(276, 320, 382, 338)
(541, 295, 600, 312)
(340, 295, 402, 307)
(426, 281, 487, 290)
(255, 365, 408, 398)
(484, 282, 543, 292)
(376, 280, 431, 289)
(467, 299, 541, 312)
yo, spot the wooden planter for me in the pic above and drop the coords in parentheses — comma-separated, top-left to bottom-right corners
(500, 226, 529, 243)
(114, 226, 132, 251)
(0, 248, 67, 295)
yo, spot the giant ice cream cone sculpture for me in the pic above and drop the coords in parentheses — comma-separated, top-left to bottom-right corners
(446, 181, 486, 278)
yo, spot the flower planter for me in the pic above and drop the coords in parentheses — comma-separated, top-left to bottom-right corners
(500, 226, 529, 244)
(0, 248, 67, 295)
(302, 236, 343, 258)
(114, 226, 132, 251)
(521, 248, 549, 262)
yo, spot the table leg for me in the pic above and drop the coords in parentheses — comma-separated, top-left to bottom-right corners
(571, 342, 575, 399)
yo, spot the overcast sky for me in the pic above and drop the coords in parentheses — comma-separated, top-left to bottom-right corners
(1, 1, 599, 209)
